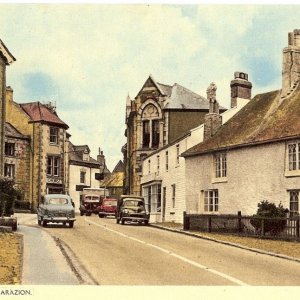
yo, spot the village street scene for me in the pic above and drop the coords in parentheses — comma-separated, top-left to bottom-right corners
(1, 3, 300, 299)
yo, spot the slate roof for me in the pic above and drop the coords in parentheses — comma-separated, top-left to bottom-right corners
(101, 171, 124, 187)
(20, 102, 69, 129)
(140, 75, 226, 111)
(182, 87, 300, 157)
(5, 122, 30, 140)
(113, 160, 125, 173)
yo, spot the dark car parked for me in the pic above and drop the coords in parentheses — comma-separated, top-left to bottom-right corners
(116, 195, 149, 225)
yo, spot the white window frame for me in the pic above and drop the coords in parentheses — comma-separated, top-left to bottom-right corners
(289, 190, 299, 218)
(286, 141, 300, 177)
(47, 156, 60, 176)
(204, 189, 219, 213)
(50, 127, 59, 145)
(215, 152, 227, 178)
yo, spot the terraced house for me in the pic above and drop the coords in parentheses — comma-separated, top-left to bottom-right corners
(140, 73, 252, 223)
(182, 30, 300, 217)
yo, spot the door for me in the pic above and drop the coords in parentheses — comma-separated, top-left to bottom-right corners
(162, 187, 166, 222)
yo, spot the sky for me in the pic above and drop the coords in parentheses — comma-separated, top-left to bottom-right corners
(0, 3, 300, 170)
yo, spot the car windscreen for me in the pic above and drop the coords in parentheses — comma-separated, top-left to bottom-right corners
(123, 200, 143, 207)
(103, 200, 117, 206)
(47, 198, 69, 205)
(85, 196, 100, 201)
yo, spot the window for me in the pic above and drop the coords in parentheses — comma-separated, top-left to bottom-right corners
(148, 160, 151, 174)
(142, 183, 161, 213)
(143, 121, 150, 148)
(157, 155, 160, 174)
(47, 156, 60, 176)
(5, 143, 15, 156)
(165, 151, 168, 171)
(204, 189, 219, 212)
(215, 153, 227, 178)
(50, 127, 59, 144)
(80, 171, 86, 184)
(176, 145, 180, 166)
(290, 190, 299, 218)
(171, 184, 176, 208)
(288, 143, 300, 171)
(152, 120, 160, 148)
(4, 164, 15, 178)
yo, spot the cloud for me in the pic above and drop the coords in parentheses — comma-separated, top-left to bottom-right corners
(0, 4, 300, 170)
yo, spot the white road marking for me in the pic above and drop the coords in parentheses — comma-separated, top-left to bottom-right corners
(85, 218, 249, 286)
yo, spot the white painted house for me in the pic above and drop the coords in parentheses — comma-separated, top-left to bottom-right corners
(141, 72, 252, 223)
(68, 143, 110, 212)
(182, 30, 300, 218)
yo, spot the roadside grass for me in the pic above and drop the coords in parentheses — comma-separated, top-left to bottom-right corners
(0, 233, 22, 284)
(156, 222, 300, 260)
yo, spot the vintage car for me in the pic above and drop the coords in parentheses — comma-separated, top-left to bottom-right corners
(37, 194, 76, 228)
(116, 195, 149, 225)
(79, 188, 109, 216)
(98, 198, 117, 218)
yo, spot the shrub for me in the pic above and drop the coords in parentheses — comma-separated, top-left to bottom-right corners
(0, 178, 19, 216)
(250, 200, 289, 236)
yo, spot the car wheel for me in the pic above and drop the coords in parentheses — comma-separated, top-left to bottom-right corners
(69, 221, 74, 228)
(121, 218, 125, 225)
(42, 220, 47, 227)
(144, 220, 149, 226)
(80, 211, 84, 216)
(116, 218, 120, 224)
(63, 222, 66, 227)
(12, 221, 17, 231)
(38, 219, 41, 225)
(98, 214, 104, 218)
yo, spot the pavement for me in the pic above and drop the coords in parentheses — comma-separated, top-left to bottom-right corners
(17, 214, 97, 285)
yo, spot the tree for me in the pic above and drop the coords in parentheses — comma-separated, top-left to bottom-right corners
(0, 177, 18, 216)
(250, 200, 289, 236)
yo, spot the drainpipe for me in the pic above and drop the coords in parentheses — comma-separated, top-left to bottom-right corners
(38, 123, 42, 204)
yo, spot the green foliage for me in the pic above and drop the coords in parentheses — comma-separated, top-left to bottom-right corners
(0, 178, 19, 216)
(250, 200, 289, 236)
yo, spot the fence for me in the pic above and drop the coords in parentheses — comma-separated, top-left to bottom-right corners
(183, 211, 300, 241)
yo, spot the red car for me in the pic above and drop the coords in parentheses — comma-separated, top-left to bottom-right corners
(98, 198, 118, 218)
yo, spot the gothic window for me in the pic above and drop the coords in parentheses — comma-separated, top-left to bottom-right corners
(141, 104, 160, 149)
(152, 120, 160, 148)
(143, 121, 150, 148)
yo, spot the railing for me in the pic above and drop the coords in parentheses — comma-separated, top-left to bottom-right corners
(183, 211, 300, 241)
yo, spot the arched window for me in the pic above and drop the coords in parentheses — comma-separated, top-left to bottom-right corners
(142, 104, 160, 149)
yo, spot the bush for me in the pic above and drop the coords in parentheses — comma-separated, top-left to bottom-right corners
(0, 178, 19, 216)
(250, 200, 289, 236)
(14, 200, 31, 210)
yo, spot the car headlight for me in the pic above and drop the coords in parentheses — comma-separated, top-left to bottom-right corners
(123, 209, 129, 214)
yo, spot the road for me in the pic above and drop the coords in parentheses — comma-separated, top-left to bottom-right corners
(17, 213, 300, 286)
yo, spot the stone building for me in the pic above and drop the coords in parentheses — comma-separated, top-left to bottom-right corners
(182, 30, 300, 217)
(4, 122, 31, 200)
(124, 75, 226, 196)
(0, 40, 15, 176)
(68, 144, 110, 211)
(5, 88, 69, 209)
(140, 73, 252, 223)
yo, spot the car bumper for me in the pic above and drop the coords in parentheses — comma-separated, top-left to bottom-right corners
(43, 217, 76, 223)
(122, 216, 149, 222)
(99, 212, 116, 216)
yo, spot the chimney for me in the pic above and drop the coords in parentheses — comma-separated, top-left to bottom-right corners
(204, 83, 222, 141)
(6, 86, 13, 103)
(282, 29, 300, 97)
(230, 72, 252, 108)
(97, 147, 106, 171)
